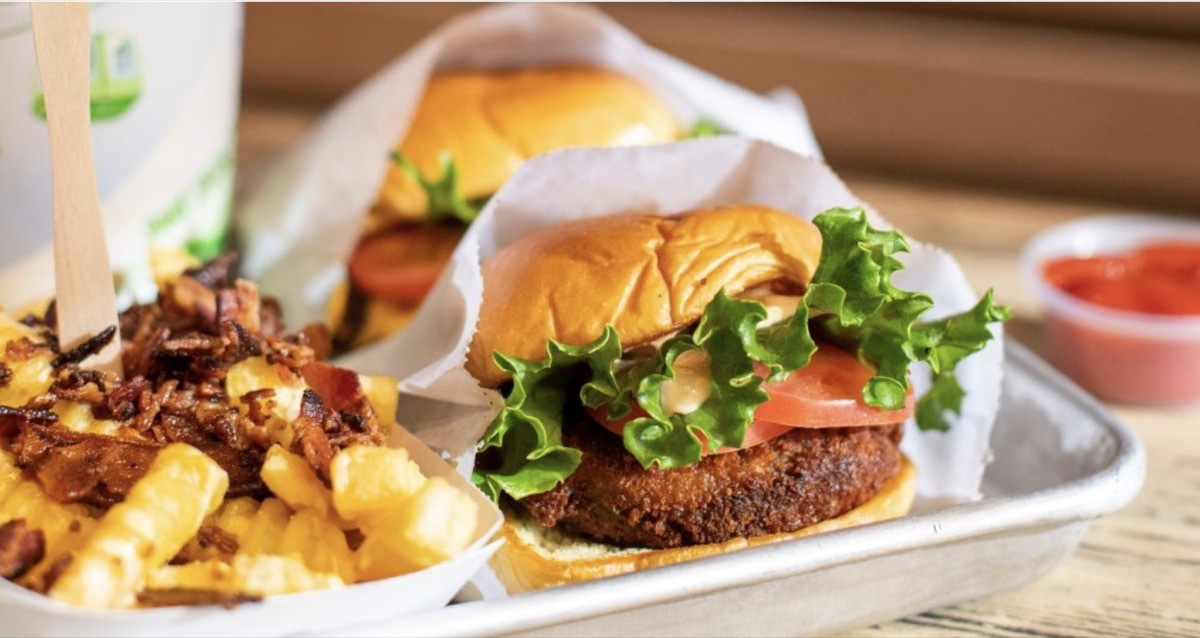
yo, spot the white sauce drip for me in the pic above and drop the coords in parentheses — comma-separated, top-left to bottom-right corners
(737, 285, 803, 328)
(628, 287, 805, 416)
(659, 349, 712, 416)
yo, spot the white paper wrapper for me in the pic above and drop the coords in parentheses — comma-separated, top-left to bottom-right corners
(342, 136, 1005, 509)
(238, 2, 822, 329)
(0, 426, 503, 638)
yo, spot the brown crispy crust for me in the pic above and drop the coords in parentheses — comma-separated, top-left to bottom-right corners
(519, 422, 904, 549)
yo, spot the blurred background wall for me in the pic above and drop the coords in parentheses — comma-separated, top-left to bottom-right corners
(241, 3, 1200, 213)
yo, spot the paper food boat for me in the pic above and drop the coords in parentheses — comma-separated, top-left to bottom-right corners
(0, 426, 502, 638)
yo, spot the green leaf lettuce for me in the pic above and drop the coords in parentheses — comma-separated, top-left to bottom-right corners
(390, 151, 488, 225)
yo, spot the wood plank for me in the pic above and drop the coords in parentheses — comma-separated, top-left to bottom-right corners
(894, 3, 1200, 40)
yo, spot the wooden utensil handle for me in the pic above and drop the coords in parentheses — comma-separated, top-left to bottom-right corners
(30, 3, 123, 376)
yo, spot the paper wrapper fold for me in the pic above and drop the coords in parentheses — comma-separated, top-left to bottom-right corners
(238, 3, 823, 330)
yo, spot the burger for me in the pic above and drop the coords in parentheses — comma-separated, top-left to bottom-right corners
(464, 204, 1008, 592)
(331, 66, 687, 351)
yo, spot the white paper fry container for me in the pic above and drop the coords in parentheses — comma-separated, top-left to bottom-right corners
(0, 426, 503, 638)
(238, 2, 823, 331)
(341, 136, 1005, 514)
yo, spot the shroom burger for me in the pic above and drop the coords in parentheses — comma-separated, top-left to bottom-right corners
(465, 204, 1008, 592)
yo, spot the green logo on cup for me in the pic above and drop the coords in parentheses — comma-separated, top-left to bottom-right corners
(32, 32, 143, 121)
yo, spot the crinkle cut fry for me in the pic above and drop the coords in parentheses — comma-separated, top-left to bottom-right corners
(47, 443, 228, 609)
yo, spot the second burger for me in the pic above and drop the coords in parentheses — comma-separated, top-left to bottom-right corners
(332, 66, 685, 351)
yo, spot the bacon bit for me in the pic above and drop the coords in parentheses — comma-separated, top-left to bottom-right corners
(0, 363, 11, 388)
(197, 444, 267, 500)
(258, 297, 285, 340)
(224, 321, 263, 363)
(241, 389, 276, 427)
(194, 404, 244, 450)
(344, 529, 366, 552)
(19, 312, 45, 329)
(238, 389, 276, 451)
(50, 368, 108, 406)
(183, 253, 237, 289)
(0, 404, 59, 440)
(130, 379, 174, 434)
(294, 389, 335, 483)
(300, 362, 363, 414)
(292, 323, 332, 362)
(51, 325, 116, 368)
(300, 361, 386, 449)
(122, 327, 167, 381)
(164, 276, 218, 331)
(0, 520, 46, 580)
(216, 280, 262, 336)
(195, 525, 240, 555)
(23, 394, 57, 411)
(270, 361, 299, 385)
(38, 554, 72, 592)
(104, 376, 151, 421)
(40, 301, 58, 331)
(6, 337, 46, 362)
(12, 424, 163, 508)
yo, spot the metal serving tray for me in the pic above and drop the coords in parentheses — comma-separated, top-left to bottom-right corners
(320, 340, 1146, 637)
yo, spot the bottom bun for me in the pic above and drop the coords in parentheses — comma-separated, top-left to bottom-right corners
(490, 455, 917, 593)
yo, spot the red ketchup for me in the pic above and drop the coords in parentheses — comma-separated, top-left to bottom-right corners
(1041, 242, 1200, 404)
(1043, 242, 1200, 316)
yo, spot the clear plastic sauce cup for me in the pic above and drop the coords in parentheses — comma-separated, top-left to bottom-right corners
(1021, 214, 1200, 405)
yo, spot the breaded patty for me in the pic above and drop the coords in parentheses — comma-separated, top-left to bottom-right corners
(519, 420, 904, 549)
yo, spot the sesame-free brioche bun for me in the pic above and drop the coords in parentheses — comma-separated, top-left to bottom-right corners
(375, 66, 678, 221)
(466, 205, 824, 387)
(490, 455, 916, 593)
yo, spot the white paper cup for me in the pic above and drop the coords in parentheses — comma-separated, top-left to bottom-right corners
(0, 3, 243, 311)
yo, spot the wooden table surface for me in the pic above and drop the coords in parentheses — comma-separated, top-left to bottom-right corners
(235, 103, 1199, 638)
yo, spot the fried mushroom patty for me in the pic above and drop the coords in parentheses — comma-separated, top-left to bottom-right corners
(518, 420, 904, 549)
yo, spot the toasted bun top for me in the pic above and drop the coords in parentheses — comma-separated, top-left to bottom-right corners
(375, 66, 678, 221)
(467, 205, 823, 387)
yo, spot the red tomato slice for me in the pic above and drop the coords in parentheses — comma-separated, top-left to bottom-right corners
(752, 345, 915, 428)
(348, 224, 463, 305)
(589, 344, 914, 456)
